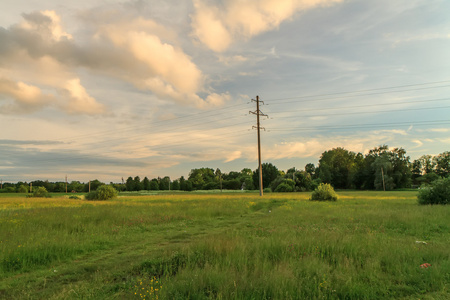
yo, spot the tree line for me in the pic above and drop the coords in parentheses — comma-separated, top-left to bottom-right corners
(1, 145, 448, 193)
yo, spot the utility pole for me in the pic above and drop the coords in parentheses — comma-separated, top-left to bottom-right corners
(381, 167, 386, 191)
(65, 175, 68, 193)
(89, 180, 91, 193)
(30, 182, 32, 193)
(250, 95, 268, 196)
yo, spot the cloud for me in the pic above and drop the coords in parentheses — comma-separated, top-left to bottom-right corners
(0, 139, 64, 145)
(412, 139, 423, 148)
(1, 9, 229, 113)
(191, 0, 343, 52)
(20, 10, 73, 41)
(61, 78, 106, 115)
(224, 150, 242, 162)
(0, 77, 54, 113)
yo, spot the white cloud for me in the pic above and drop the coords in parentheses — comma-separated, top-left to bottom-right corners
(218, 55, 248, 65)
(224, 150, 242, 162)
(412, 139, 423, 148)
(19, 10, 73, 41)
(0, 9, 230, 114)
(191, 0, 343, 52)
(0, 77, 54, 113)
(61, 78, 106, 115)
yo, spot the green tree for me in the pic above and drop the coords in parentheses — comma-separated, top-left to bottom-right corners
(68, 181, 84, 193)
(317, 147, 358, 189)
(133, 176, 142, 191)
(17, 185, 28, 193)
(188, 168, 216, 190)
(304, 163, 317, 178)
(294, 170, 313, 191)
(53, 182, 65, 193)
(390, 147, 412, 189)
(159, 176, 171, 190)
(142, 177, 151, 190)
(434, 151, 449, 178)
(92, 179, 103, 191)
(125, 177, 134, 191)
(150, 179, 159, 191)
(356, 145, 411, 190)
(183, 180, 193, 191)
(252, 163, 279, 190)
(372, 154, 395, 190)
(171, 180, 180, 190)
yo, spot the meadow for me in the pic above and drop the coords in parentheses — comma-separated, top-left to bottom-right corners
(0, 191, 449, 299)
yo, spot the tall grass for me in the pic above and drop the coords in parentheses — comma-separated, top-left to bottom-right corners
(0, 191, 449, 299)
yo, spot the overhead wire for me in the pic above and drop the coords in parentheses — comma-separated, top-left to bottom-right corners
(6, 79, 450, 173)
(268, 97, 450, 115)
(268, 119, 450, 132)
(263, 80, 450, 103)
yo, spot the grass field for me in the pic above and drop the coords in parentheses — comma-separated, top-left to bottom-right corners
(0, 191, 449, 299)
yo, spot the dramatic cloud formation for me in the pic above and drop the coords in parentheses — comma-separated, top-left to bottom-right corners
(191, 0, 343, 52)
(0, 9, 229, 115)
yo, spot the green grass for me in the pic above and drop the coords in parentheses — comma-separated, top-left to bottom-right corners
(0, 191, 449, 299)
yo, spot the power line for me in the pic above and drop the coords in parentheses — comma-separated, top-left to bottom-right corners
(37, 102, 251, 145)
(268, 119, 450, 132)
(273, 104, 450, 120)
(269, 97, 450, 115)
(264, 80, 450, 103)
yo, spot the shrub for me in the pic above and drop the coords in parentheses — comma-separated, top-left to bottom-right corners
(418, 177, 450, 205)
(68, 195, 81, 200)
(85, 185, 118, 201)
(17, 185, 29, 193)
(274, 183, 294, 192)
(270, 178, 295, 192)
(1, 187, 16, 193)
(263, 187, 272, 193)
(310, 183, 338, 201)
(31, 186, 51, 198)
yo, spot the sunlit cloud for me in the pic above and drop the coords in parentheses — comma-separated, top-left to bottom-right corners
(0, 77, 54, 113)
(61, 78, 106, 115)
(0, 9, 229, 114)
(191, 0, 343, 52)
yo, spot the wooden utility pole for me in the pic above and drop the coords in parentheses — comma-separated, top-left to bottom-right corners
(65, 175, 68, 193)
(30, 182, 32, 193)
(89, 180, 91, 193)
(250, 95, 267, 196)
(381, 167, 386, 191)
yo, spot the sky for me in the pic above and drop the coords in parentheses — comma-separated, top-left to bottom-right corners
(1, 0, 449, 183)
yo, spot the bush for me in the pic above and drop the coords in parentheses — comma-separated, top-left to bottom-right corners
(30, 186, 51, 198)
(69, 195, 81, 200)
(418, 177, 450, 205)
(1, 187, 16, 193)
(274, 183, 294, 192)
(17, 185, 29, 193)
(85, 185, 118, 201)
(263, 187, 272, 193)
(310, 183, 338, 201)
